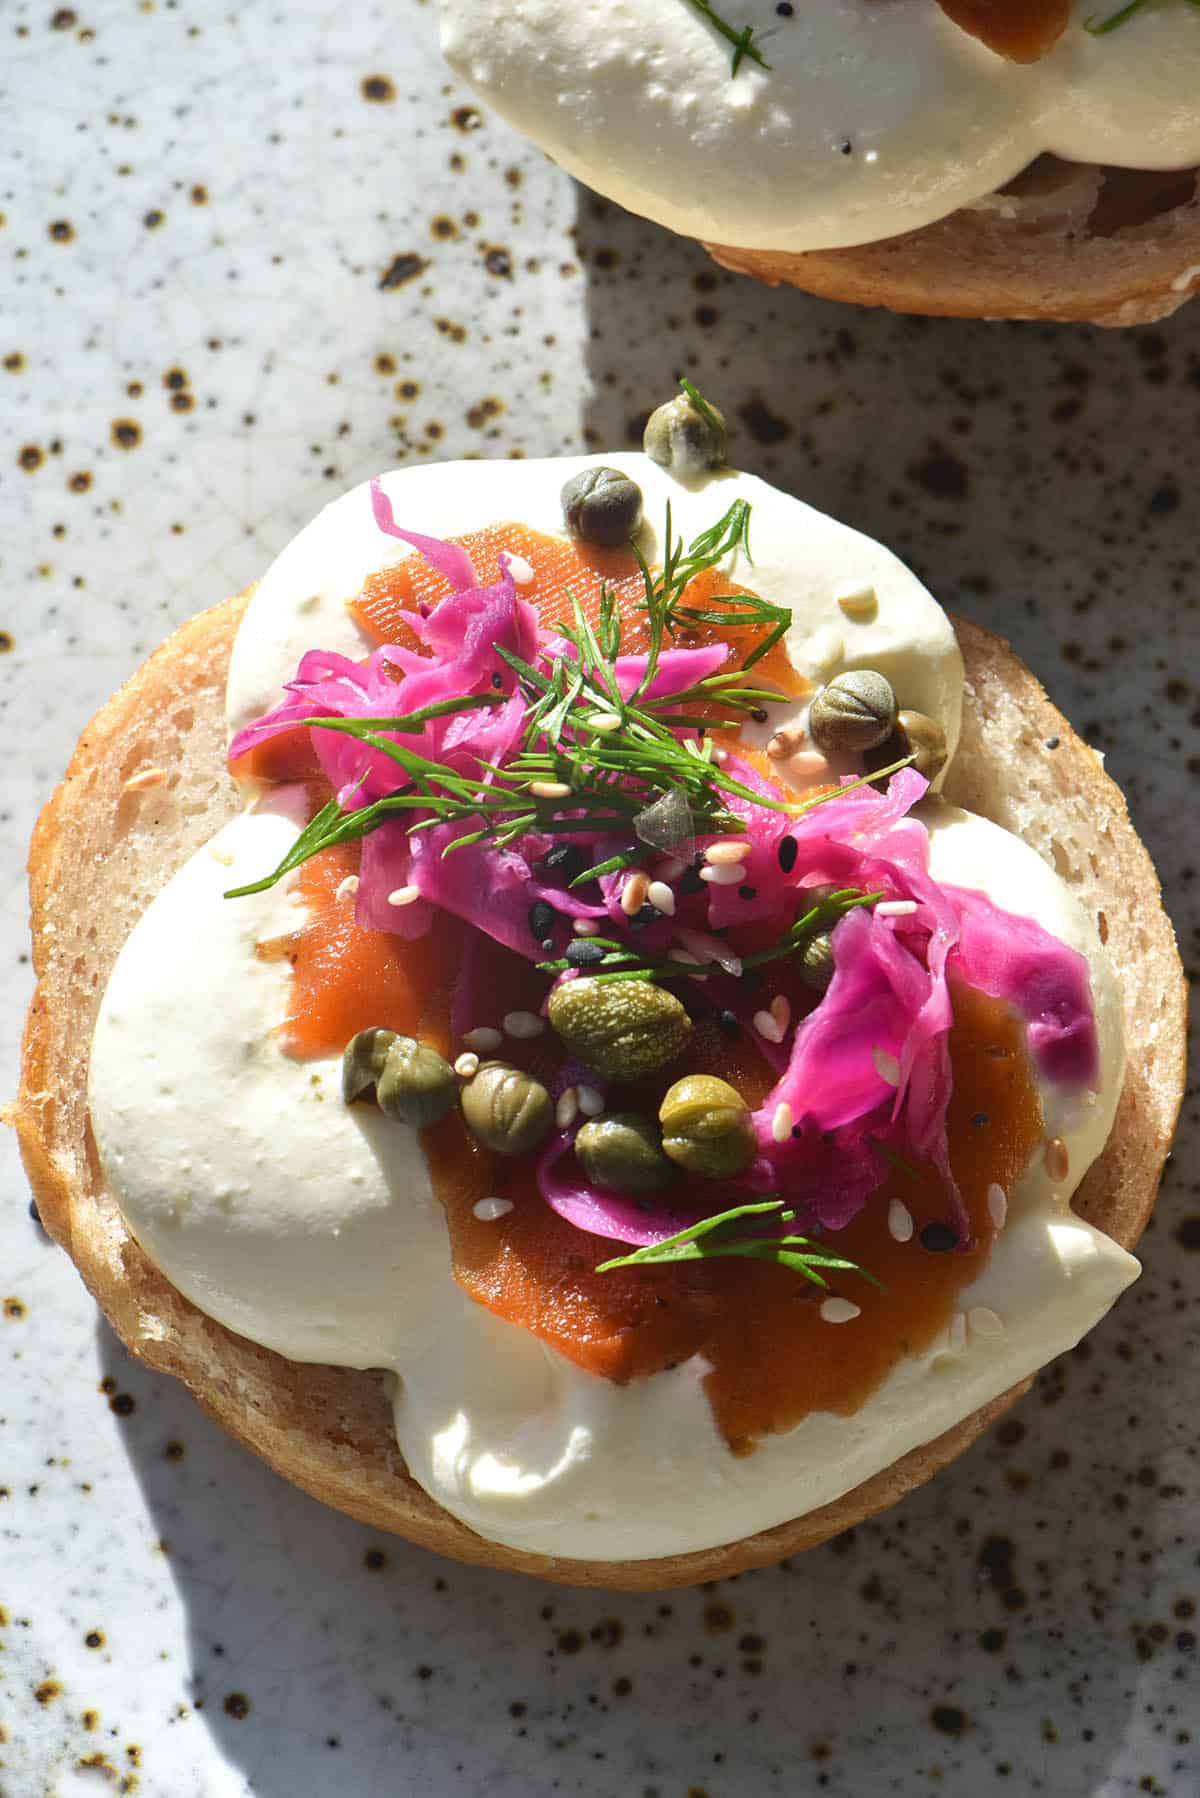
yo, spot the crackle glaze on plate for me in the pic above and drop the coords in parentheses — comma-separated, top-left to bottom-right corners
(1, 3, 1198, 1794)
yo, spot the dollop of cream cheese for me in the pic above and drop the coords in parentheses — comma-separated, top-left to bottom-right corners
(90, 457, 1137, 1561)
(437, 0, 1200, 253)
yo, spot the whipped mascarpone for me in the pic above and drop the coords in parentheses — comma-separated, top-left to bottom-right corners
(89, 456, 1135, 1561)
(90, 795, 1132, 1560)
(438, 0, 1200, 253)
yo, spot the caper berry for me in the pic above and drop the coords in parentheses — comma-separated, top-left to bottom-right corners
(547, 977, 692, 1080)
(798, 930, 836, 993)
(808, 670, 897, 757)
(643, 392, 726, 477)
(893, 709, 948, 783)
(575, 1112, 677, 1195)
(459, 1061, 553, 1156)
(561, 465, 644, 547)
(342, 1027, 458, 1128)
(658, 1075, 757, 1179)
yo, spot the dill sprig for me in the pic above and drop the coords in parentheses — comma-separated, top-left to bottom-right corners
(1086, 0, 1199, 30)
(682, 0, 771, 73)
(595, 1199, 882, 1289)
(537, 886, 883, 983)
(227, 497, 797, 899)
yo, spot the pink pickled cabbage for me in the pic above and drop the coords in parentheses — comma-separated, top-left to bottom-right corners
(231, 501, 1101, 1257)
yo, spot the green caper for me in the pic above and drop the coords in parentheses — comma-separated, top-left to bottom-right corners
(658, 1075, 757, 1179)
(575, 1112, 676, 1194)
(459, 1060, 553, 1156)
(798, 930, 836, 993)
(561, 466, 644, 547)
(342, 1027, 457, 1127)
(893, 709, 948, 783)
(643, 392, 726, 476)
(547, 977, 692, 1081)
(808, 670, 897, 757)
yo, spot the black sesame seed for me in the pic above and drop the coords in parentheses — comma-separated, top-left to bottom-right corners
(528, 899, 556, 943)
(29, 1197, 45, 1229)
(777, 835, 798, 873)
(791, 1124, 803, 1139)
(630, 903, 662, 929)
(920, 1221, 958, 1253)
(717, 1008, 741, 1038)
(738, 884, 757, 901)
(840, 140, 853, 156)
(971, 1111, 990, 1129)
(538, 842, 586, 883)
(540, 938, 555, 953)
(491, 671, 504, 690)
(776, 1, 793, 13)
(677, 863, 705, 897)
(566, 939, 606, 967)
(750, 707, 768, 724)
(1044, 736, 1060, 750)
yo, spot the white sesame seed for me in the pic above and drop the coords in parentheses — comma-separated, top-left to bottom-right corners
(335, 874, 360, 902)
(473, 1196, 514, 1222)
(577, 1084, 604, 1117)
(504, 1010, 545, 1040)
(122, 766, 168, 792)
(753, 1009, 785, 1045)
(646, 880, 676, 916)
(573, 917, 601, 936)
(949, 1311, 968, 1352)
(1044, 1136, 1070, 1183)
(872, 1047, 901, 1087)
(700, 862, 744, 887)
(386, 884, 422, 907)
(463, 1026, 503, 1054)
(587, 711, 622, 733)
(529, 780, 572, 800)
(820, 1297, 862, 1325)
(769, 994, 791, 1032)
(771, 1102, 794, 1143)
(787, 751, 832, 785)
(620, 871, 650, 915)
(887, 1199, 914, 1243)
(987, 1183, 1008, 1230)
(505, 554, 534, 586)
(668, 948, 700, 965)
(875, 899, 917, 918)
(453, 1051, 480, 1078)
(836, 584, 878, 620)
(705, 840, 752, 865)
(714, 748, 728, 764)
(767, 727, 805, 761)
(556, 1087, 579, 1129)
(207, 843, 235, 867)
(968, 1306, 1006, 1340)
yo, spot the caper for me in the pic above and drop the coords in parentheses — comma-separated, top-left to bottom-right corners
(808, 670, 897, 757)
(342, 1027, 457, 1127)
(798, 930, 836, 993)
(459, 1060, 553, 1156)
(893, 709, 948, 783)
(575, 1112, 677, 1195)
(561, 465, 644, 547)
(643, 392, 726, 476)
(658, 1075, 757, 1179)
(547, 977, 692, 1081)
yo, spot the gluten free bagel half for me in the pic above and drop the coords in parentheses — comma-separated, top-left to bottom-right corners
(15, 456, 1186, 1589)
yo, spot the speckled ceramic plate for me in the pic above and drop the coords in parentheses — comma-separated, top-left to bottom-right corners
(2, 4, 1197, 1794)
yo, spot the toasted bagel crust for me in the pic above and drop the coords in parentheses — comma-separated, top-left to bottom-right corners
(706, 160, 1200, 326)
(15, 598, 1186, 1589)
